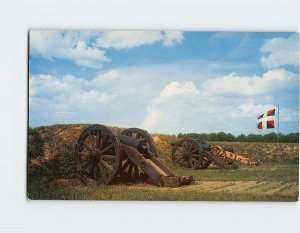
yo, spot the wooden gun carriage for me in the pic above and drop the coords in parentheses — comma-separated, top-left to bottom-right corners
(171, 138, 258, 170)
(75, 125, 193, 187)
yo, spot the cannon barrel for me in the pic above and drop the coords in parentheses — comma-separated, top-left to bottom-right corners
(117, 133, 148, 153)
(198, 143, 211, 151)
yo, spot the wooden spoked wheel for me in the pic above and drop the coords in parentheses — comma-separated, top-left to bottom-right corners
(75, 125, 121, 185)
(172, 139, 204, 169)
(121, 128, 158, 155)
(118, 128, 155, 181)
(118, 158, 142, 182)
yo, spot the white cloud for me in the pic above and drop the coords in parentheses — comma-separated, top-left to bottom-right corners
(260, 34, 299, 69)
(94, 31, 184, 49)
(236, 103, 276, 118)
(202, 69, 298, 95)
(140, 81, 233, 133)
(30, 30, 110, 68)
(87, 69, 120, 87)
(30, 72, 116, 104)
(140, 109, 162, 130)
(158, 81, 199, 98)
(77, 90, 115, 105)
(162, 31, 184, 47)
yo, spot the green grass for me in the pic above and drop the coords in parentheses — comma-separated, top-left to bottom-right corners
(170, 162, 299, 183)
(28, 161, 298, 201)
(28, 181, 297, 202)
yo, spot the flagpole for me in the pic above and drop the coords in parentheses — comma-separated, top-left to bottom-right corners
(277, 104, 280, 142)
(277, 103, 280, 157)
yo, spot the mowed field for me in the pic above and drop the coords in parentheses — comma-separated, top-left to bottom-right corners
(28, 124, 299, 201)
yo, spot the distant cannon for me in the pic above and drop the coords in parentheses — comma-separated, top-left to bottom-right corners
(75, 125, 193, 187)
(171, 138, 258, 170)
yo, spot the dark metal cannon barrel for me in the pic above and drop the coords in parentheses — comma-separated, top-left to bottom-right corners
(198, 143, 211, 151)
(117, 133, 148, 153)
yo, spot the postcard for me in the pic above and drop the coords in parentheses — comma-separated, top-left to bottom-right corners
(28, 30, 299, 201)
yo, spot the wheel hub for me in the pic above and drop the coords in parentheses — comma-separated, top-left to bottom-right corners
(183, 152, 190, 159)
(90, 149, 102, 161)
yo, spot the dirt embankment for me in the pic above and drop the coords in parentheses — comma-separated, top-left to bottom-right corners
(28, 124, 299, 164)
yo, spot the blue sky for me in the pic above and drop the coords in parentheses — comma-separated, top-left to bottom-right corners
(29, 31, 299, 135)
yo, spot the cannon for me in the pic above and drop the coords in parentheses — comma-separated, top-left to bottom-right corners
(171, 138, 258, 170)
(75, 125, 193, 187)
(211, 145, 259, 166)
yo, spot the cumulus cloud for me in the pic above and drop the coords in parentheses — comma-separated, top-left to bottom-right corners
(140, 81, 232, 133)
(238, 103, 274, 115)
(202, 69, 298, 95)
(87, 69, 120, 87)
(260, 34, 299, 69)
(140, 77, 298, 134)
(30, 30, 185, 69)
(94, 31, 184, 49)
(30, 30, 110, 68)
(30, 72, 117, 105)
(29, 70, 118, 125)
(158, 81, 199, 99)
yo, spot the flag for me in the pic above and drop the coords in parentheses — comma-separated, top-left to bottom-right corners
(257, 114, 264, 120)
(267, 120, 275, 129)
(257, 122, 263, 129)
(257, 107, 276, 130)
(267, 108, 275, 116)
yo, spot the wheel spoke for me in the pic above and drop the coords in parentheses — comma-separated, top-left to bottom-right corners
(120, 160, 130, 172)
(83, 140, 92, 151)
(133, 164, 139, 178)
(99, 134, 108, 150)
(99, 137, 104, 150)
(128, 163, 133, 177)
(97, 163, 103, 178)
(100, 143, 113, 154)
(79, 151, 90, 157)
(184, 160, 189, 168)
(182, 143, 188, 153)
(176, 156, 185, 163)
(81, 158, 93, 168)
(96, 130, 100, 149)
(87, 162, 94, 174)
(190, 157, 199, 163)
(78, 152, 90, 161)
(101, 159, 113, 172)
(180, 159, 186, 167)
(190, 148, 199, 154)
(203, 157, 209, 162)
(177, 146, 185, 154)
(88, 133, 95, 149)
(101, 154, 116, 161)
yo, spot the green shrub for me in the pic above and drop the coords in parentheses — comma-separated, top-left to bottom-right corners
(28, 127, 44, 161)
(56, 139, 78, 179)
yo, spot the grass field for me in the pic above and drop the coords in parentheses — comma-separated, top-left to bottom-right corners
(27, 124, 299, 201)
